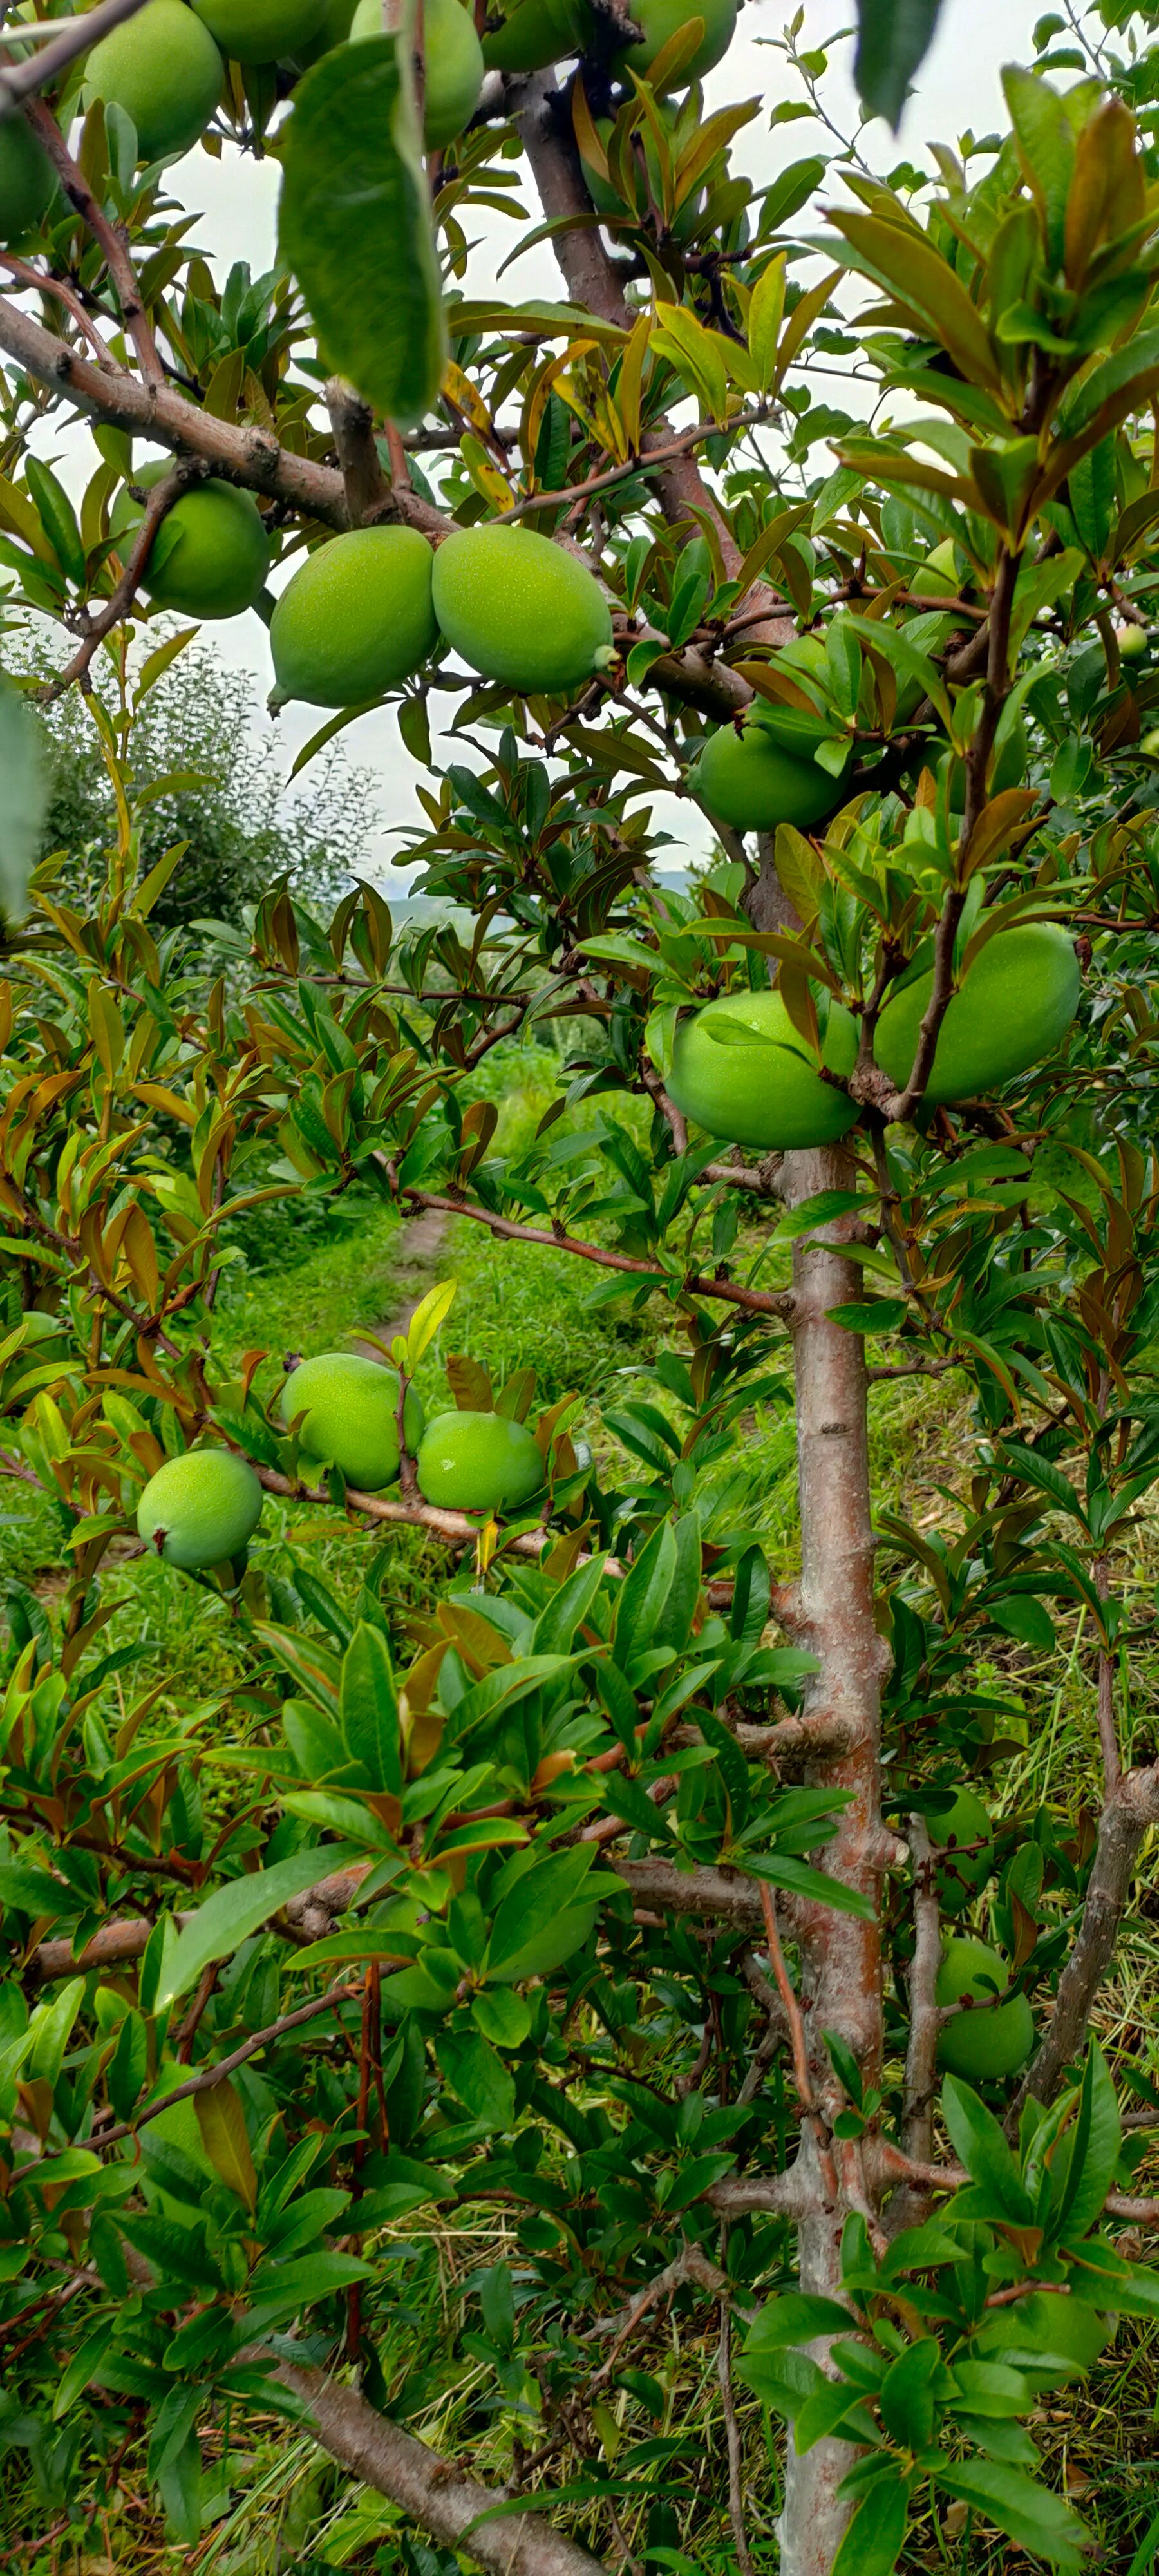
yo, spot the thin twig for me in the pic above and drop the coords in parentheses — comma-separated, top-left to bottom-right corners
(26, 100, 164, 385)
(0, 0, 150, 116)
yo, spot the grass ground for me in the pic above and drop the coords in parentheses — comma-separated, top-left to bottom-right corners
(6, 1046, 1159, 2575)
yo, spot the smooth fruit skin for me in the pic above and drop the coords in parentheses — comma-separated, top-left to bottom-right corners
(935, 1935, 1034, 2081)
(0, 120, 55, 245)
(416, 1409, 544, 1512)
(615, 0, 737, 86)
(1117, 621, 1149, 660)
(929, 1783, 993, 1915)
(351, 0, 484, 143)
(668, 989, 859, 1153)
(876, 923, 1080, 1108)
(137, 1448, 263, 1571)
(193, 0, 327, 56)
(432, 524, 614, 694)
(113, 464, 270, 618)
(296, 0, 357, 59)
(86, 0, 224, 162)
(270, 526, 438, 708)
(482, 0, 592, 72)
(281, 1352, 425, 1491)
(693, 710, 846, 833)
(974, 2292, 1113, 2389)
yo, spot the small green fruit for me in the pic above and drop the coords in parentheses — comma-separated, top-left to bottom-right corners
(416, 1408, 544, 1512)
(352, 0, 484, 142)
(876, 923, 1080, 1108)
(0, 120, 55, 245)
(935, 1935, 1033, 2081)
(295, 0, 357, 58)
(1117, 621, 1149, 661)
(112, 464, 270, 619)
(928, 1783, 993, 1915)
(193, 0, 327, 55)
(431, 524, 614, 695)
(614, 0, 737, 86)
(270, 526, 438, 708)
(137, 1448, 263, 1571)
(482, 0, 592, 72)
(668, 989, 859, 1152)
(1141, 728, 1159, 757)
(693, 710, 847, 833)
(910, 537, 963, 600)
(86, 0, 224, 162)
(282, 1352, 425, 1492)
(974, 2291, 1113, 2389)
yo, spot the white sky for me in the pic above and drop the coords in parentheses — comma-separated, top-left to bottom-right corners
(23, 0, 1044, 885)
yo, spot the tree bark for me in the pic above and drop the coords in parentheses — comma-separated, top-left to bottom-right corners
(775, 1143, 888, 2576)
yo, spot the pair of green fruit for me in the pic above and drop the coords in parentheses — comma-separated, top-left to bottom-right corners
(667, 923, 1081, 1148)
(269, 520, 615, 706)
(482, 0, 735, 81)
(282, 1350, 544, 1510)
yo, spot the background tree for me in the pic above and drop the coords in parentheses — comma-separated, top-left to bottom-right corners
(4, 5, 1159, 2576)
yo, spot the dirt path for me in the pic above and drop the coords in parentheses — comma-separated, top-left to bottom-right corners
(353, 1206, 450, 1356)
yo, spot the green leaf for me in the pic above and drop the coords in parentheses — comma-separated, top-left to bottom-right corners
(487, 1847, 599, 1978)
(934, 2459, 1088, 2569)
(941, 2075, 1033, 2222)
(831, 2472, 910, 2576)
(278, 33, 445, 427)
(0, 683, 47, 923)
(340, 1621, 402, 1796)
(0, 1863, 75, 1923)
(1055, 2044, 1120, 2240)
(194, 2076, 258, 2210)
(854, 0, 945, 129)
(156, 1842, 364, 2008)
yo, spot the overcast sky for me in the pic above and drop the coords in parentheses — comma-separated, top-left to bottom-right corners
(25, 0, 1044, 884)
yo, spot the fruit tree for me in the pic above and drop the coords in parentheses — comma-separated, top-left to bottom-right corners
(5, 1, 1159, 2571)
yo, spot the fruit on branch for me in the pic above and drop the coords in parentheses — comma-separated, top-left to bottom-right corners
(0, 119, 55, 245)
(111, 466, 271, 619)
(351, 0, 484, 143)
(691, 707, 848, 832)
(269, 526, 438, 707)
(137, 1449, 263, 1571)
(935, 1935, 1033, 2081)
(281, 1351, 425, 1490)
(936, 719, 1028, 813)
(614, 0, 737, 86)
(416, 1408, 544, 1510)
(296, 0, 358, 57)
(1117, 621, 1149, 661)
(974, 2291, 1114, 2389)
(929, 1783, 994, 1915)
(84, 0, 225, 162)
(875, 923, 1080, 1107)
(911, 537, 967, 599)
(667, 988, 859, 1151)
(431, 524, 616, 694)
(480, 0, 592, 72)
(193, 0, 328, 57)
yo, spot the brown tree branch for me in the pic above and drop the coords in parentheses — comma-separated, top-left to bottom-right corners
(326, 376, 393, 527)
(0, 252, 117, 362)
(396, 1186, 794, 1320)
(25, 101, 164, 386)
(1012, 1761, 1159, 2119)
(39, 459, 202, 702)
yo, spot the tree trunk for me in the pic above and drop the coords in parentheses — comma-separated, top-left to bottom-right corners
(777, 1142, 888, 2576)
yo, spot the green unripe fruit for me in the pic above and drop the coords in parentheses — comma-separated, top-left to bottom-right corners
(432, 524, 614, 695)
(281, 1352, 425, 1491)
(910, 537, 963, 600)
(112, 464, 270, 619)
(137, 1448, 263, 1571)
(0, 119, 55, 245)
(296, 0, 357, 58)
(936, 1935, 1033, 2081)
(1141, 728, 1159, 757)
(936, 719, 1028, 815)
(1117, 621, 1149, 661)
(614, 0, 737, 87)
(270, 527, 438, 708)
(974, 2292, 1113, 2389)
(194, 0, 326, 55)
(86, 0, 224, 162)
(876, 923, 1080, 1109)
(481, 0, 592, 72)
(416, 1408, 544, 1512)
(928, 1784, 993, 1915)
(693, 710, 847, 833)
(351, 0, 484, 141)
(668, 989, 859, 1152)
